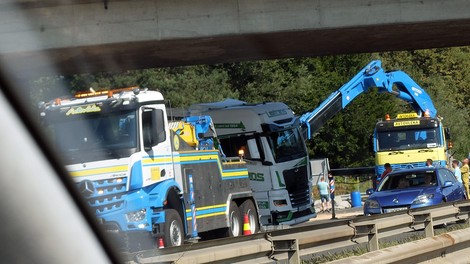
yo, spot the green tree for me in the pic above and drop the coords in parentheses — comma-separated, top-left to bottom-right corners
(32, 66, 238, 109)
(30, 47, 470, 166)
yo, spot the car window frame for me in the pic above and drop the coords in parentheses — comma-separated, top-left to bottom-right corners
(438, 168, 456, 185)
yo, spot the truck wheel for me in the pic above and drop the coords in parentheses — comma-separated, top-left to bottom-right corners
(163, 209, 183, 247)
(240, 199, 259, 234)
(227, 201, 242, 237)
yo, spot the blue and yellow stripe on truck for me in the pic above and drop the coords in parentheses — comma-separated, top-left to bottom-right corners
(142, 150, 248, 180)
(185, 204, 227, 220)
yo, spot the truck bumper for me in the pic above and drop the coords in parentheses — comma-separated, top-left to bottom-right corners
(95, 189, 155, 233)
(102, 228, 157, 252)
(261, 206, 316, 231)
(272, 204, 316, 226)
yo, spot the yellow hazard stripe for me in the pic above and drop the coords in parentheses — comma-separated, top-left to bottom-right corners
(222, 170, 249, 178)
(142, 152, 219, 165)
(178, 154, 219, 162)
(185, 204, 227, 220)
(187, 212, 225, 220)
(69, 165, 128, 177)
(185, 204, 226, 212)
(142, 156, 172, 164)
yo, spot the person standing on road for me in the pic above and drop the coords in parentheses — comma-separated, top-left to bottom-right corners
(461, 158, 470, 198)
(452, 159, 462, 184)
(317, 176, 330, 213)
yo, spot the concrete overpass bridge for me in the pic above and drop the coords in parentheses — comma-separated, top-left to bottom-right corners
(1, 0, 470, 79)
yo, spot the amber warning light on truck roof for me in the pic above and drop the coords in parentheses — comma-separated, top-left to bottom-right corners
(74, 86, 139, 98)
(424, 109, 431, 117)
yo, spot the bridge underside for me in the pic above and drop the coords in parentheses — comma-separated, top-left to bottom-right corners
(3, 19, 470, 79)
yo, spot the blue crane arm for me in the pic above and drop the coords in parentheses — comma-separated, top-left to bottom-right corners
(299, 60, 437, 139)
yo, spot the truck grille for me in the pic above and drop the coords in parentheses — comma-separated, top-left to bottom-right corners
(283, 166, 310, 207)
(77, 177, 127, 214)
(377, 162, 428, 176)
(393, 162, 427, 170)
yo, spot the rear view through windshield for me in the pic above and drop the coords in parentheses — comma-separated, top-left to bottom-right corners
(378, 171, 437, 191)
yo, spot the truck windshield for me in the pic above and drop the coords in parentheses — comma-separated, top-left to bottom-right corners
(268, 128, 306, 163)
(376, 127, 442, 151)
(43, 110, 138, 163)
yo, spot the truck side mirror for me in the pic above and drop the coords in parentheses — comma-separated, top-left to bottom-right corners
(154, 109, 166, 144)
(247, 138, 261, 159)
(368, 134, 374, 153)
(445, 127, 451, 140)
(143, 108, 166, 151)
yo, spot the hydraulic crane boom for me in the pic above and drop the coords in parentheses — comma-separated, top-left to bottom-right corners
(300, 60, 436, 139)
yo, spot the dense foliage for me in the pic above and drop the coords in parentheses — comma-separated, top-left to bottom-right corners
(30, 47, 470, 168)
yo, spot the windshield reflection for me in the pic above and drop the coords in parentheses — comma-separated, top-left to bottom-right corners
(43, 110, 138, 163)
(267, 128, 306, 163)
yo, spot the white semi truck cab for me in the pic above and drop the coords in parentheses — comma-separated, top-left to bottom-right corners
(189, 99, 316, 227)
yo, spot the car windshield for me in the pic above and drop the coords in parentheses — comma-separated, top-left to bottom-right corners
(377, 127, 442, 151)
(267, 128, 306, 163)
(378, 171, 436, 191)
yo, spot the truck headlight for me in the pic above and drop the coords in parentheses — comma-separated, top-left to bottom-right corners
(126, 209, 146, 222)
(412, 194, 434, 205)
(365, 199, 380, 209)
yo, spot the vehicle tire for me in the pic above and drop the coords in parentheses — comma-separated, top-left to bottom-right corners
(239, 199, 259, 234)
(227, 201, 242, 237)
(163, 209, 183, 247)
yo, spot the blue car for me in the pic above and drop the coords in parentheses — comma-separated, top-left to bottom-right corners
(364, 167, 466, 215)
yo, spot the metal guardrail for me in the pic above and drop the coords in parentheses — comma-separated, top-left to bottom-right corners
(330, 227, 470, 264)
(132, 200, 470, 264)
